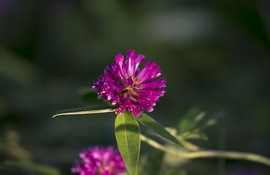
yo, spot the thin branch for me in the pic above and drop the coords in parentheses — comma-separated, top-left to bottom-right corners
(140, 134, 270, 167)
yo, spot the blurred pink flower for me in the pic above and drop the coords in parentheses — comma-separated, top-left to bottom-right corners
(71, 146, 126, 175)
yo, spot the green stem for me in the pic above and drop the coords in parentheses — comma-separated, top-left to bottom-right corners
(52, 108, 114, 118)
(140, 134, 270, 167)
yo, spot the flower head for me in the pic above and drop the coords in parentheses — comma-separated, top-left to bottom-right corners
(93, 50, 166, 117)
(71, 146, 126, 175)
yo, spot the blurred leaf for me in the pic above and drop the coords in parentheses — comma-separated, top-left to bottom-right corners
(176, 109, 220, 150)
(1, 160, 61, 175)
(136, 113, 182, 146)
(178, 108, 218, 141)
(140, 150, 164, 175)
(162, 144, 190, 167)
(160, 127, 199, 150)
(165, 127, 178, 137)
(221, 0, 270, 49)
(181, 132, 208, 141)
(52, 106, 114, 118)
(3, 131, 31, 161)
(165, 171, 187, 175)
(115, 112, 140, 175)
(178, 109, 206, 133)
(0, 48, 39, 85)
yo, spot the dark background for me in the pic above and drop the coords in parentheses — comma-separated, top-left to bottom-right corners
(0, 0, 270, 174)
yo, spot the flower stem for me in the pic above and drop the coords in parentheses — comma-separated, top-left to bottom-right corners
(140, 134, 270, 167)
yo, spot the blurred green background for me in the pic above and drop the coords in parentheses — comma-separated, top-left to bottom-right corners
(0, 0, 270, 174)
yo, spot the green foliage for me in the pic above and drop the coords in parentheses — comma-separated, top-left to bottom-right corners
(52, 106, 114, 118)
(140, 150, 164, 175)
(164, 171, 187, 175)
(0, 131, 32, 161)
(136, 113, 182, 146)
(115, 112, 141, 175)
(1, 0, 270, 174)
(0, 48, 39, 85)
(51, 106, 219, 173)
(178, 109, 218, 141)
(1, 160, 61, 175)
(150, 109, 220, 151)
(178, 109, 206, 133)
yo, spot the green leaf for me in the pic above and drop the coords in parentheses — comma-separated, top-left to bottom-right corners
(181, 132, 208, 141)
(165, 127, 178, 137)
(140, 150, 164, 175)
(52, 106, 114, 118)
(1, 160, 61, 175)
(178, 109, 206, 133)
(115, 111, 140, 175)
(165, 171, 187, 175)
(0, 48, 40, 85)
(136, 113, 182, 146)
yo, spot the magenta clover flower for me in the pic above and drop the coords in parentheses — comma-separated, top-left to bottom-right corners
(92, 50, 166, 117)
(71, 146, 126, 175)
